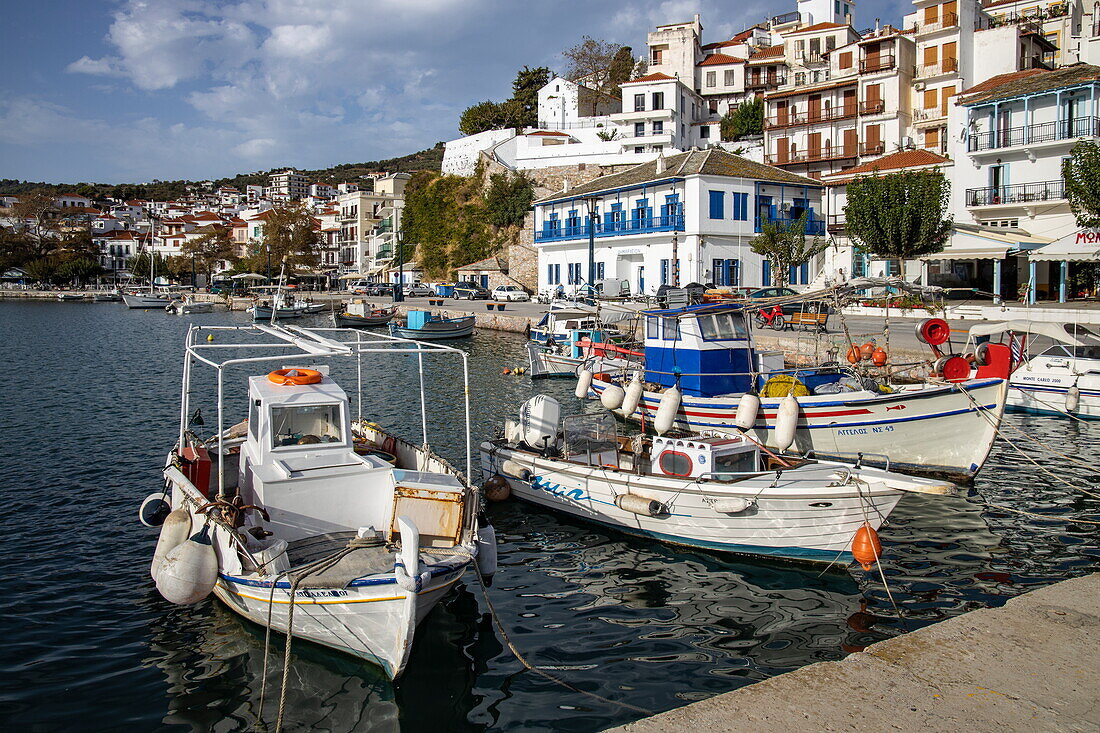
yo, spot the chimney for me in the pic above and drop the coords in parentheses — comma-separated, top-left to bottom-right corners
(562, 178, 571, 193)
(875, 18, 880, 33)
(655, 154, 666, 174)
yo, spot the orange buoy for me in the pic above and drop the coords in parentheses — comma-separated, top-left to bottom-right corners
(852, 522, 882, 571)
(859, 341, 875, 361)
(846, 344, 861, 364)
(267, 368, 323, 386)
(871, 347, 887, 366)
(503, 368, 511, 375)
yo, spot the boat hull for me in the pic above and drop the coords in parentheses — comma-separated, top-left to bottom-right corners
(122, 294, 169, 309)
(481, 443, 907, 564)
(588, 378, 1008, 481)
(1007, 371, 1100, 420)
(167, 302, 214, 314)
(250, 305, 307, 319)
(334, 312, 396, 328)
(389, 317, 474, 340)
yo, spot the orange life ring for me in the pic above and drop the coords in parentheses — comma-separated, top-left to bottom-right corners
(268, 368, 323, 386)
(382, 435, 397, 454)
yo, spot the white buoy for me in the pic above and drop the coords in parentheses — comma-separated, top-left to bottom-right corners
(774, 394, 800, 451)
(621, 372, 644, 417)
(1066, 384, 1081, 412)
(600, 383, 626, 410)
(614, 493, 667, 517)
(155, 524, 219, 605)
(734, 393, 761, 430)
(151, 508, 191, 580)
(475, 521, 498, 585)
(711, 497, 754, 514)
(575, 369, 593, 399)
(654, 385, 681, 435)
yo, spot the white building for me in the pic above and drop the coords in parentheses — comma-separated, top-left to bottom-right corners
(268, 169, 309, 200)
(533, 149, 824, 296)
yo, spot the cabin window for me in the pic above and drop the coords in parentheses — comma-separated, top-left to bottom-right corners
(271, 403, 344, 448)
(699, 313, 749, 341)
(658, 450, 693, 476)
(249, 399, 259, 440)
(713, 450, 758, 475)
(663, 317, 680, 340)
(646, 317, 660, 339)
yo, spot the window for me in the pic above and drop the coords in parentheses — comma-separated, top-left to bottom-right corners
(635, 146, 645, 154)
(634, 94, 645, 111)
(249, 399, 259, 440)
(596, 262, 605, 280)
(700, 126, 711, 139)
(709, 190, 725, 219)
(658, 450, 692, 476)
(652, 120, 664, 134)
(795, 72, 806, 85)
(663, 317, 680, 340)
(546, 263, 561, 284)
(731, 192, 748, 220)
(635, 122, 645, 136)
(651, 48, 664, 64)
(840, 51, 853, 69)
(724, 69, 735, 86)
(660, 258, 670, 284)
(271, 404, 343, 448)
(706, 71, 716, 88)
(652, 92, 664, 109)
(709, 99, 719, 113)
(699, 312, 748, 340)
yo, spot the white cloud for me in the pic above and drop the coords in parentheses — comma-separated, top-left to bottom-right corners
(233, 137, 277, 158)
(66, 56, 121, 76)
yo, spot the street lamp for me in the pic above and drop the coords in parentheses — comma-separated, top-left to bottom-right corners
(393, 232, 405, 302)
(584, 195, 599, 297)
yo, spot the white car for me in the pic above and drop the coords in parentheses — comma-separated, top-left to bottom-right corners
(492, 285, 530, 302)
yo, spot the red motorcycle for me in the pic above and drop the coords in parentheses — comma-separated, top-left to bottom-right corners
(754, 305, 785, 330)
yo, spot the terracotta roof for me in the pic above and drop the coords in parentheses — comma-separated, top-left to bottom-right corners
(698, 53, 746, 66)
(822, 149, 950, 185)
(621, 72, 677, 85)
(538, 149, 818, 203)
(527, 130, 570, 136)
(765, 78, 857, 100)
(748, 45, 785, 62)
(456, 256, 506, 271)
(958, 65, 1100, 106)
(787, 22, 848, 34)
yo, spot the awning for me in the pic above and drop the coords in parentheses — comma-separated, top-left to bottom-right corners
(920, 225, 1051, 261)
(232, 272, 267, 281)
(338, 272, 365, 280)
(1028, 228, 1100, 262)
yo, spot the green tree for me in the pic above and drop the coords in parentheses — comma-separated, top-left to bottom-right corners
(721, 97, 763, 142)
(56, 257, 105, 286)
(261, 204, 320, 270)
(750, 213, 829, 288)
(182, 224, 235, 285)
(485, 172, 535, 228)
(1063, 139, 1100, 227)
(511, 66, 552, 127)
(844, 170, 952, 277)
(459, 100, 510, 135)
(0, 228, 35, 270)
(11, 190, 60, 256)
(23, 256, 60, 285)
(126, 251, 169, 283)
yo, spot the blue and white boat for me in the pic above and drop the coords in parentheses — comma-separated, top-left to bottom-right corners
(581, 303, 1008, 481)
(389, 310, 474, 340)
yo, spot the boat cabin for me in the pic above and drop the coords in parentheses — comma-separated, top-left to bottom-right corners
(643, 305, 782, 398)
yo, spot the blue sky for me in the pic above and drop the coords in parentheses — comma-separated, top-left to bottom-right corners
(1, 0, 909, 184)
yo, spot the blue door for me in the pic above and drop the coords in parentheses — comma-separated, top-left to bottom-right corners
(480, 274, 488, 288)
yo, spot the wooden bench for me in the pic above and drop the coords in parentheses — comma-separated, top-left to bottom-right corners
(784, 311, 829, 332)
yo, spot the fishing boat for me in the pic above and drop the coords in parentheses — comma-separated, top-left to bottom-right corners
(92, 291, 122, 302)
(526, 305, 643, 377)
(389, 310, 474, 340)
(139, 323, 494, 680)
(57, 292, 87, 301)
(580, 303, 1008, 481)
(166, 295, 215, 315)
(247, 289, 311, 320)
(333, 300, 396, 328)
(965, 321, 1100, 419)
(481, 396, 952, 565)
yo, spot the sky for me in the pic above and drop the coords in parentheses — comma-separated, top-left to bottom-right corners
(1, 0, 910, 184)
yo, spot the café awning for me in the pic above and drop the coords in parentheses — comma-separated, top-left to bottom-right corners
(1028, 228, 1100, 262)
(920, 224, 1051, 261)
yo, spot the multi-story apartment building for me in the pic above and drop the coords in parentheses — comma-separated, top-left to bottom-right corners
(268, 169, 310, 200)
(533, 149, 824, 296)
(335, 173, 409, 276)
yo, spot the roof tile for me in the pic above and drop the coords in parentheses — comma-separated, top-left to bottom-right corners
(959, 64, 1100, 106)
(698, 53, 746, 66)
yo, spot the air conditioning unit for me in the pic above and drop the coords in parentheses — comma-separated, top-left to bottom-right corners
(914, 81, 926, 91)
(901, 136, 915, 148)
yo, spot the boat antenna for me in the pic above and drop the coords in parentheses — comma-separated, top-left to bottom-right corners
(270, 260, 287, 327)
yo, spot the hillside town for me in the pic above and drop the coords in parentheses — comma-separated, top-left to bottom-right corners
(4, 0, 1100, 304)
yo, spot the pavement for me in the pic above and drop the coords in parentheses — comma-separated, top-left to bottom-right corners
(608, 572, 1100, 733)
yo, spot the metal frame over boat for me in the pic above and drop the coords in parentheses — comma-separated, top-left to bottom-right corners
(145, 324, 492, 680)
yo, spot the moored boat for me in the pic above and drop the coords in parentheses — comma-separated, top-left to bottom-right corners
(57, 292, 87, 301)
(389, 310, 474, 340)
(122, 292, 170, 308)
(481, 396, 952, 565)
(92, 291, 122, 302)
(333, 300, 396, 328)
(166, 296, 215, 315)
(141, 324, 493, 680)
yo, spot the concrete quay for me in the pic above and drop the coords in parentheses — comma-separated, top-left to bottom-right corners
(610, 573, 1100, 733)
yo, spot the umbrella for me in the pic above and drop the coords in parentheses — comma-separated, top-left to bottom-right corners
(232, 273, 268, 281)
(338, 272, 366, 280)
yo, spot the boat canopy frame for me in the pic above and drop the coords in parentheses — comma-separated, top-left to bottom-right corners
(178, 322, 473, 500)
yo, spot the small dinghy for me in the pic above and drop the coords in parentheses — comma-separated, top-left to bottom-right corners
(389, 310, 474, 340)
(333, 300, 396, 328)
(140, 324, 494, 680)
(57, 291, 87, 301)
(92, 291, 122, 302)
(166, 296, 215, 315)
(481, 395, 953, 566)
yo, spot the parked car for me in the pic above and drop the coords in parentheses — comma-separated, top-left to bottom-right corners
(744, 287, 829, 316)
(452, 281, 491, 300)
(492, 285, 530, 301)
(404, 283, 436, 297)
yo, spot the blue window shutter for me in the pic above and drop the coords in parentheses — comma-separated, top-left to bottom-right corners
(789, 265, 797, 284)
(709, 190, 724, 219)
(800, 262, 809, 284)
(762, 260, 771, 286)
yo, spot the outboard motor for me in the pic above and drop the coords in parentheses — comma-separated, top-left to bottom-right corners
(518, 395, 560, 451)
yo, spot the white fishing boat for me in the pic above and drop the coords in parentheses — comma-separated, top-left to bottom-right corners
(56, 291, 87, 301)
(122, 292, 169, 308)
(92, 291, 122, 302)
(966, 321, 1100, 419)
(481, 396, 952, 565)
(165, 295, 215, 315)
(525, 305, 643, 378)
(389, 310, 475, 340)
(580, 304, 1008, 481)
(139, 323, 494, 680)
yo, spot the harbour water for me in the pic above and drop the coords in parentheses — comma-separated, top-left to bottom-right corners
(2, 301, 1098, 731)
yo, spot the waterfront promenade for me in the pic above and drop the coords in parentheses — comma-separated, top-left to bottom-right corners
(611, 572, 1100, 733)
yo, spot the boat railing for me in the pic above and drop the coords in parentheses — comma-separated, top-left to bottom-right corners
(804, 449, 891, 472)
(180, 323, 474, 500)
(623, 365, 856, 379)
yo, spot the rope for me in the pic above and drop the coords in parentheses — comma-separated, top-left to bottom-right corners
(855, 482, 908, 632)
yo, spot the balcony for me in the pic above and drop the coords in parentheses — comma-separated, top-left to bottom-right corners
(859, 55, 896, 73)
(965, 180, 1066, 207)
(766, 146, 859, 165)
(859, 99, 885, 115)
(755, 212, 826, 236)
(771, 11, 800, 26)
(535, 213, 685, 243)
(376, 246, 393, 259)
(913, 107, 947, 125)
(915, 57, 958, 79)
(766, 105, 860, 129)
(746, 74, 787, 91)
(860, 141, 886, 156)
(968, 117, 1100, 152)
(827, 214, 846, 233)
(915, 12, 958, 35)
